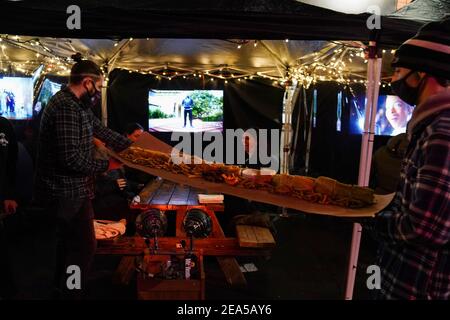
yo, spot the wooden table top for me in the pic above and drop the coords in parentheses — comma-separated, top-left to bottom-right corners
(132, 178, 224, 212)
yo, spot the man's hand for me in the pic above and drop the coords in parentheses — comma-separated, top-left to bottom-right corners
(93, 137, 106, 149)
(116, 178, 127, 190)
(4, 200, 18, 215)
(107, 158, 123, 171)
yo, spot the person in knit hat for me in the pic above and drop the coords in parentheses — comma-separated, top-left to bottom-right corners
(366, 16, 450, 299)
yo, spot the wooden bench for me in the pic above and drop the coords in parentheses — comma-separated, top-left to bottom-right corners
(236, 225, 276, 248)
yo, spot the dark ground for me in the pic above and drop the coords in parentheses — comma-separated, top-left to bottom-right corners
(2, 207, 378, 300)
(85, 213, 378, 300)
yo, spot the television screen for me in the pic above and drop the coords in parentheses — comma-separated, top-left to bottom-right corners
(34, 79, 62, 116)
(148, 90, 223, 132)
(349, 94, 414, 136)
(0, 77, 33, 120)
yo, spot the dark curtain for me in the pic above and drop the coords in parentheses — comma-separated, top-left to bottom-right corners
(291, 82, 390, 184)
(107, 69, 283, 158)
(107, 69, 153, 134)
(224, 80, 283, 130)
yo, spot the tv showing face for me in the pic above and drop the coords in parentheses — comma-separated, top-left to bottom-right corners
(148, 90, 223, 132)
(349, 94, 414, 136)
(34, 79, 62, 116)
(0, 77, 33, 120)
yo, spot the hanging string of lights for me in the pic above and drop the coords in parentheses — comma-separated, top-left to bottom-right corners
(0, 34, 73, 76)
(287, 43, 392, 89)
(0, 35, 393, 89)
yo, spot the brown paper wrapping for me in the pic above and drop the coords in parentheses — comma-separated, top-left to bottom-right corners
(110, 132, 394, 218)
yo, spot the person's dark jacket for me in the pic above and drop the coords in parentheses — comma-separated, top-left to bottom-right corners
(0, 116, 18, 202)
(370, 133, 408, 195)
(93, 168, 140, 220)
(34, 87, 131, 200)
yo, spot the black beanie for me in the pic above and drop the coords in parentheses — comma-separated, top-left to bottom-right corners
(392, 16, 450, 80)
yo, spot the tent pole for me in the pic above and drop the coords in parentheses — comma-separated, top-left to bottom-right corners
(101, 64, 113, 127)
(100, 38, 134, 126)
(101, 78, 108, 126)
(279, 80, 299, 218)
(304, 87, 315, 175)
(290, 87, 304, 169)
(345, 41, 382, 300)
(280, 80, 299, 174)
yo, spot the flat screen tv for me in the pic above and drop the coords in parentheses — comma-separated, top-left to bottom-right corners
(0, 76, 33, 120)
(34, 78, 62, 116)
(148, 89, 223, 132)
(349, 94, 414, 136)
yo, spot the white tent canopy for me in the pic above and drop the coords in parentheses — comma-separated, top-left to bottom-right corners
(1, 36, 396, 87)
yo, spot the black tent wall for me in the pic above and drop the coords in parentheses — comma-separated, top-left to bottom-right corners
(107, 69, 283, 160)
(291, 82, 391, 184)
(0, 0, 422, 46)
(107, 71, 390, 182)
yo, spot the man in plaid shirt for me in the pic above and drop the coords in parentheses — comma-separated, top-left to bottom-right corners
(367, 17, 450, 299)
(34, 57, 131, 298)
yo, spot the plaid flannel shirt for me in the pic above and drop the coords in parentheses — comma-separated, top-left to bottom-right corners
(367, 91, 450, 300)
(35, 87, 131, 200)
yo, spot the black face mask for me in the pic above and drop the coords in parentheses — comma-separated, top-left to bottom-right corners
(390, 71, 422, 106)
(91, 90, 102, 107)
(81, 80, 101, 108)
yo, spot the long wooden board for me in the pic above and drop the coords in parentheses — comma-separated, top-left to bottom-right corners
(110, 132, 394, 218)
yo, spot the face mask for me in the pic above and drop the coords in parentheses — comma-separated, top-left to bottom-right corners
(91, 90, 102, 107)
(81, 80, 101, 108)
(390, 71, 422, 106)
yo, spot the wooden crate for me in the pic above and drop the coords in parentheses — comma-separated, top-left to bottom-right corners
(137, 252, 205, 300)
